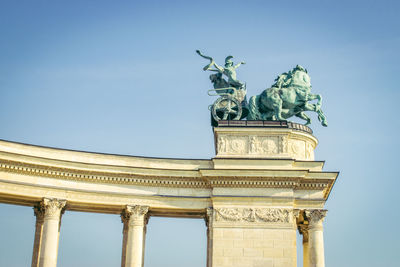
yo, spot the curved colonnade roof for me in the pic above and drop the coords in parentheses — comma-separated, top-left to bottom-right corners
(0, 139, 338, 217)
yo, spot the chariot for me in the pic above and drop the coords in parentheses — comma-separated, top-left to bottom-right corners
(208, 85, 248, 126)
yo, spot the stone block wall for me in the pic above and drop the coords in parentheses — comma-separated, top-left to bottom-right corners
(211, 227, 297, 267)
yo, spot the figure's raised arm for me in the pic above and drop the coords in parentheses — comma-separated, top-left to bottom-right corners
(234, 62, 246, 69)
(212, 62, 224, 73)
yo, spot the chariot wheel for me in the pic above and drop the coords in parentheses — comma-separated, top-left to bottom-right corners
(211, 96, 242, 121)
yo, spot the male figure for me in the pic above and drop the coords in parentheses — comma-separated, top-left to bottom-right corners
(196, 50, 246, 90)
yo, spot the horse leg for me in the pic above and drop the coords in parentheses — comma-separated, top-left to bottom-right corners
(273, 98, 284, 121)
(308, 93, 322, 109)
(304, 103, 328, 127)
(296, 112, 311, 125)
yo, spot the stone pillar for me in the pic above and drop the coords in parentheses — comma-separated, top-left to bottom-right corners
(305, 210, 327, 267)
(121, 205, 149, 267)
(32, 198, 67, 267)
(209, 207, 297, 267)
(205, 207, 213, 267)
(31, 204, 45, 267)
(298, 224, 310, 267)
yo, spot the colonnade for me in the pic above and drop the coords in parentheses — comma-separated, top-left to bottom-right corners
(31, 198, 327, 267)
(31, 198, 149, 267)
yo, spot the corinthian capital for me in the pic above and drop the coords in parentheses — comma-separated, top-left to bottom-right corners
(305, 209, 327, 229)
(121, 205, 149, 225)
(204, 207, 213, 228)
(39, 198, 67, 219)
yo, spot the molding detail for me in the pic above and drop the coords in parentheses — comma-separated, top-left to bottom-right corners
(215, 208, 292, 223)
(0, 159, 208, 188)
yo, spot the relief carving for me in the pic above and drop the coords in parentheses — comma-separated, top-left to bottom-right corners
(215, 208, 291, 223)
(217, 135, 284, 156)
(217, 137, 227, 153)
(255, 208, 290, 223)
(280, 136, 288, 153)
(249, 137, 261, 154)
(305, 143, 314, 159)
(261, 138, 278, 154)
(230, 139, 246, 153)
(217, 136, 247, 155)
(289, 139, 306, 159)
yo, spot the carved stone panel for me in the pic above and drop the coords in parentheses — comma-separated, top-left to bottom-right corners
(214, 208, 292, 224)
(214, 127, 316, 160)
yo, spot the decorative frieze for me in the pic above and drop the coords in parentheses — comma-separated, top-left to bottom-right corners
(217, 135, 280, 156)
(214, 208, 292, 223)
(0, 159, 208, 188)
(214, 127, 316, 160)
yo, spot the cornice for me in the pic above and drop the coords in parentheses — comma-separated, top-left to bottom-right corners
(0, 139, 338, 207)
(0, 159, 209, 188)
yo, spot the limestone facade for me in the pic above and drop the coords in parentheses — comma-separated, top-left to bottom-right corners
(0, 122, 338, 267)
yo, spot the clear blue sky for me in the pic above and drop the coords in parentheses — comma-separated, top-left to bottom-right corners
(0, 0, 399, 266)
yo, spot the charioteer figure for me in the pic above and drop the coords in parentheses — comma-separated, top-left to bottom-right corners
(196, 50, 248, 124)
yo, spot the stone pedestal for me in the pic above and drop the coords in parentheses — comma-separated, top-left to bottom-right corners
(207, 121, 333, 267)
(214, 120, 317, 161)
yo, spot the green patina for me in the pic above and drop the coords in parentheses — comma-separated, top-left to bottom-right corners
(197, 50, 328, 127)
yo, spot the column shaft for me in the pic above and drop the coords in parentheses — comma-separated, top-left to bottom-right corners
(303, 240, 310, 267)
(31, 205, 44, 267)
(121, 205, 149, 267)
(205, 208, 213, 267)
(298, 224, 310, 267)
(33, 198, 66, 267)
(305, 210, 327, 267)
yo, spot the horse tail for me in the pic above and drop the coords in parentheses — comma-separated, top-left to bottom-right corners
(248, 95, 262, 120)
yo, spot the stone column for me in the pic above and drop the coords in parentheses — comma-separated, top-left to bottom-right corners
(305, 210, 327, 267)
(121, 205, 149, 267)
(32, 198, 66, 267)
(298, 224, 310, 267)
(205, 207, 213, 267)
(31, 204, 45, 267)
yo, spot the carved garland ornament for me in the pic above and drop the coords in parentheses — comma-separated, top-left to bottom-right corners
(214, 208, 291, 223)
